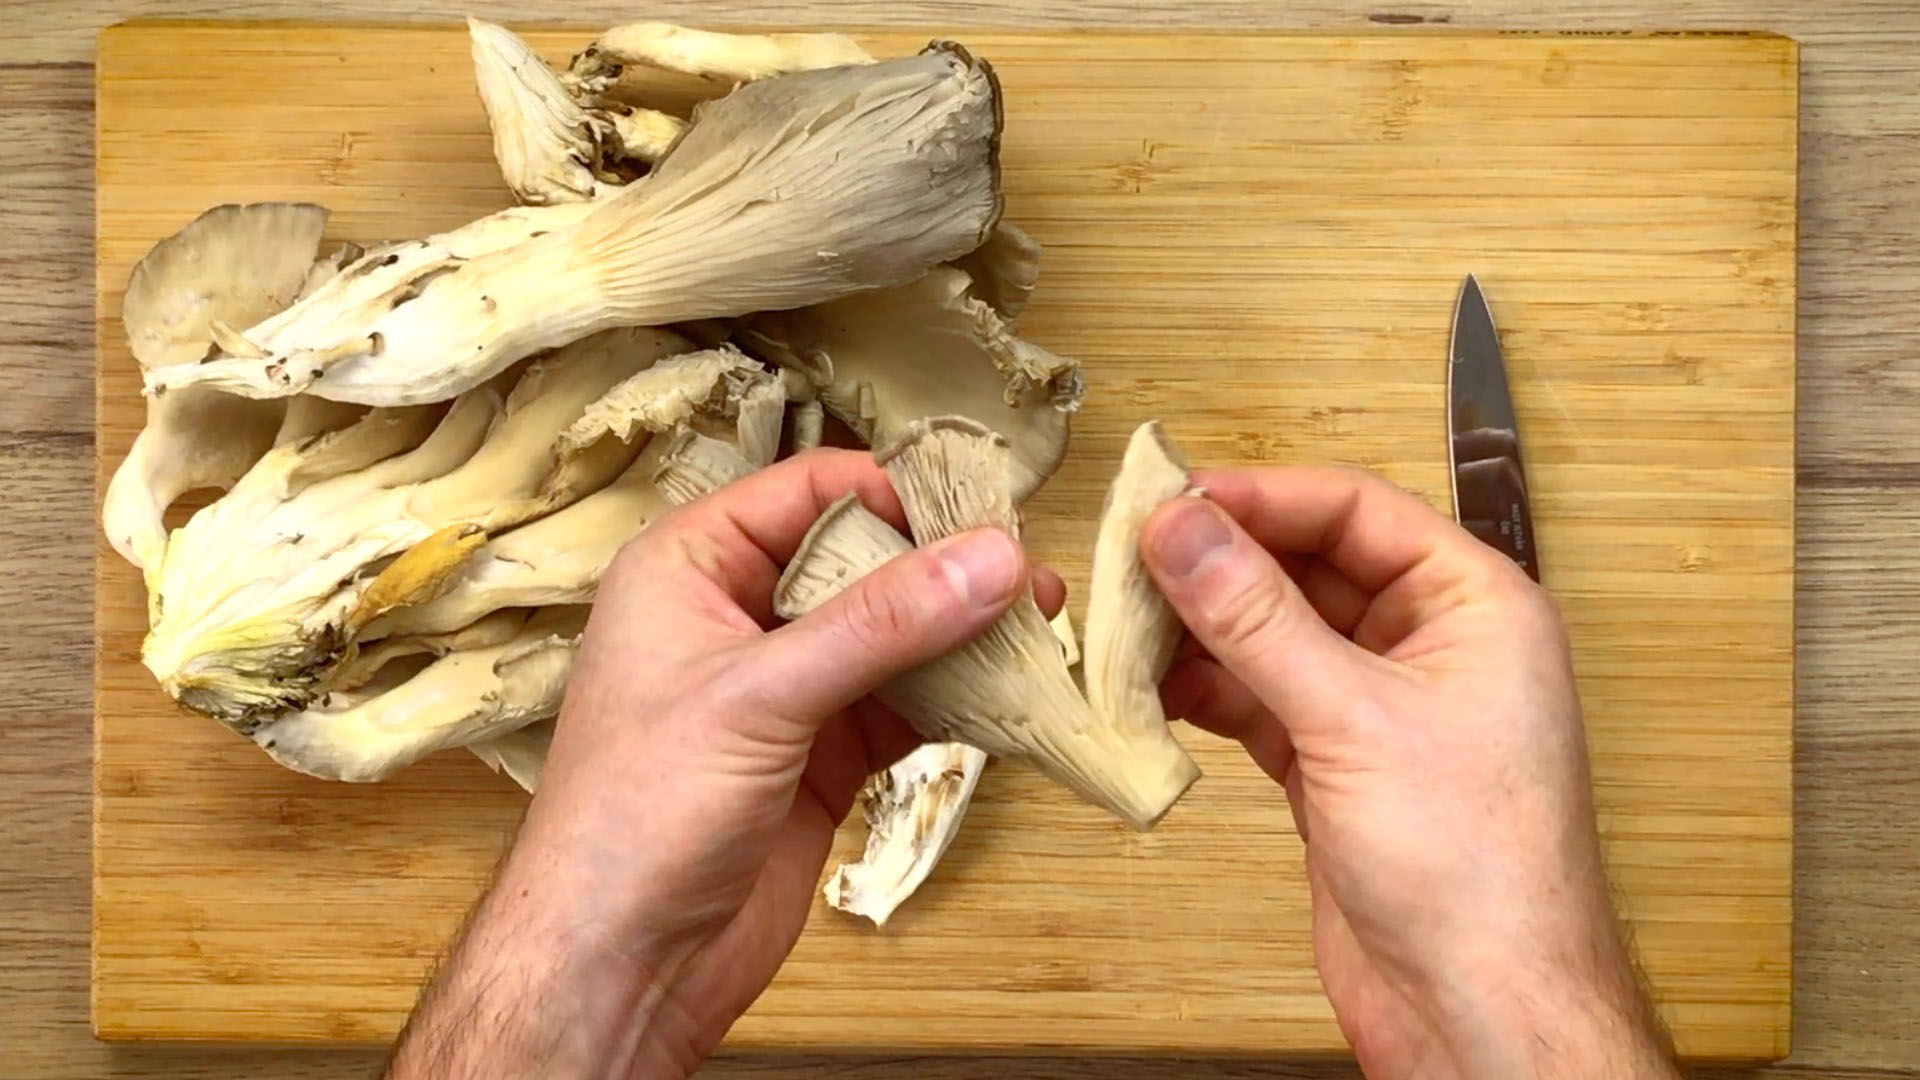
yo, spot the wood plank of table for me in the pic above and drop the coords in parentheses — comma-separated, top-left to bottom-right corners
(3, 1, 1920, 1077)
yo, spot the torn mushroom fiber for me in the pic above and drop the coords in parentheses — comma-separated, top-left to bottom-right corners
(776, 417, 1201, 830)
(143, 45, 1005, 407)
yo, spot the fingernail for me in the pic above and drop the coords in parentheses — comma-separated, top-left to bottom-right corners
(1150, 498, 1232, 580)
(935, 529, 1022, 609)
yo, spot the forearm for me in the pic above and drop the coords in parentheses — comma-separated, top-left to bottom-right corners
(383, 858, 700, 1080)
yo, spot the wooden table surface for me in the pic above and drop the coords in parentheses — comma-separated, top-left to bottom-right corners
(2, 1, 1915, 1077)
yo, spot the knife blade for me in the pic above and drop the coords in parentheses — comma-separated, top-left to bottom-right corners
(1448, 274, 1540, 582)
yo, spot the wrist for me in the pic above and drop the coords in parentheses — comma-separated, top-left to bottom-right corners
(1431, 930, 1680, 1080)
(386, 850, 705, 1080)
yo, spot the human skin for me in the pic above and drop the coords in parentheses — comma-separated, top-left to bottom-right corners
(384, 456, 1679, 1080)
(383, 450, 1058, 1078)
(1140, 466, 1681, 1080)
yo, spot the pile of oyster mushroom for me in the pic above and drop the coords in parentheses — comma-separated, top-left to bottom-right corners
(104, 20, 1201, 928)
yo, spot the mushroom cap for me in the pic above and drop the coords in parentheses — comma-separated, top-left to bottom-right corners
(122, 202, 329, 370)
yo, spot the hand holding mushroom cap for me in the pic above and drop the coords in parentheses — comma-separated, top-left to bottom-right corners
(382, 450, 1059, 1076)
(777, 417, 1202, 829)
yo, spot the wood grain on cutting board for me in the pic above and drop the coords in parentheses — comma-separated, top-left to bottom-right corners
(92, 22, 1797, 1059)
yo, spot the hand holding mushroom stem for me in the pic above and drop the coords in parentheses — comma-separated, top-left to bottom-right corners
(383, 450, 1065, 1079)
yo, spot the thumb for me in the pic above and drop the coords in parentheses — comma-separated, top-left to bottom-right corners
(752, 526, 1026, 731)
(1140, 497, 1365, 730)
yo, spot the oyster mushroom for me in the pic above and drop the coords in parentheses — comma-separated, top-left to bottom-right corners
(468, 16, 621, 204)
(250, 606, 588, 782)
(741, 267, 1082, 501)
(103, 202, 329, 573)
(1083, 421, 1193, 746)
(364, 418, 760, 642)
(466, 17, 688, 206)
(954, 221, 1044, 319)
(469, 719, 555, 792)
(328, 608, 533, 693)
(570, 23, 873, 87)
(777, 418, 1200, 829)
(143, 328, 696, 726)
(144, 45, 1005, 407)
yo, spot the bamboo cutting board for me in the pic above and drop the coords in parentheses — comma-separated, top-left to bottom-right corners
(93, 22, 1797, 1060)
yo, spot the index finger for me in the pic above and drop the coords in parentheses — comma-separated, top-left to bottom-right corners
(690, 447, 910, 566)
(619, 448, 906, 626)
(624, 447, 1066, 626)
(1186, 465, 1504, 596)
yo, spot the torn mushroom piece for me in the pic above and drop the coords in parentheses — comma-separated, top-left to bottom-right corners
(776, 418, 1200, 829)
(251, 607, 587, 783)
(1083, 421, 1193, 748)
(825, 741, 989, 927)
(103, 202, 329, 574)
(144, 46, 1005, 407)
(141, 327, 694, 727)
(1049, 605, 1081, 668)
(742, 267, 1081, 503)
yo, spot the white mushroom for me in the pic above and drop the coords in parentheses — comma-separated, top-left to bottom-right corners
(144, 46, 1005, 407)
(104, 203, 329, 573)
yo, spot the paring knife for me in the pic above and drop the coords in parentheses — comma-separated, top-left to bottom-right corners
(1448, 274, 1540, 582)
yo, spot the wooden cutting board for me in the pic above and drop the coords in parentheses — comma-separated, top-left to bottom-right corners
(93, 22, 1797, 1060)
